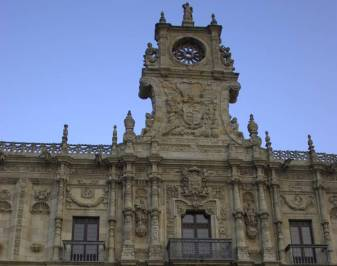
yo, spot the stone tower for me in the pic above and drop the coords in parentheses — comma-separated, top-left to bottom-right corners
(139, 5, 245, 149)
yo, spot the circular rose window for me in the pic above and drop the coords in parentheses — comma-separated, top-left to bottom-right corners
(172, 38, 205, 65)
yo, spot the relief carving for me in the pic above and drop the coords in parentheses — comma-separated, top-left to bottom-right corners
(135, 188, 148, 238)
(31, 189, 50, 214)
(243, 192, 258, 239)
(330, 207, 337, 220)
(66, 185, 108, 209)
(0, 189, 11, 213)
(181, 167, 209, 208)
(163, 81, 218, 137)
(281, 194, 314, 211)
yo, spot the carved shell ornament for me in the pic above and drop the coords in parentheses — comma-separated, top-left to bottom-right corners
(281, 194, 314, 211)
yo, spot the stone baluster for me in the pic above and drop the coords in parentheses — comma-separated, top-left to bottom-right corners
(107, 167, 117, 262)
(121, 159, 135, 262)
(256, 166, 276, 262)
(231, 165, 250, 261)
(269, 167, 286, 263)
(53, 163, 67, 261)
(149, 157, 162, 261)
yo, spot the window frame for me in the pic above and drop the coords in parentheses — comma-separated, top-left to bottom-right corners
(181, 210, 211, 239)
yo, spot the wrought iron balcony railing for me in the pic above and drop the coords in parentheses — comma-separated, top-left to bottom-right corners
(167, 238, 233, 262)
(63, 241, 105, 262)
(285, 244, 329, 265)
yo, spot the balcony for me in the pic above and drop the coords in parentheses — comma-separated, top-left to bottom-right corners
(285, 244, 329, 265)
(63, 240, 105, 262)
(167, 238, 233, 264)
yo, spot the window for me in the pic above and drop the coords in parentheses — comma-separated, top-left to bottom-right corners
(289, 220, 316, 264)
(181, 211, 211, 258)
(71, 217, 99, 261)
(182, 211, 211, 239)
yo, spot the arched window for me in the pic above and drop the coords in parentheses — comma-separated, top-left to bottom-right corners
(182, 211, 211, 239)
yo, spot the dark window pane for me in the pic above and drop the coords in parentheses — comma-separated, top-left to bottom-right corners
(197, 228, 209, 238)
(182, 228, 194, 238)
(301, 227, 313, 244)
(73, 224, 85, 241)
(196, 214, 208, 224)
(183, 214, 194, 224)
(290, 226, 300, 244)
(87, 224, 98, 241)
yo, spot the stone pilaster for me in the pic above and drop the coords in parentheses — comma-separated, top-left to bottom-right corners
(52, 163, 67, 261)
(256, 166, 276, 262)
(149, 171, 162, 261)
(121, 160, 135, 263)
(313, 167, 335, 263)
(231, 165, 250, 261)
(107, 171, 117, 262)
(12, 177, 28, 260)
(269, 168, 286, 263)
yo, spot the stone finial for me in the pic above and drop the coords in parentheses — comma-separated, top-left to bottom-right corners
(308, 134, 315, 153)
(159, 11, 166, 23)
(265, 131, 272, 151)
(123, 111, 136, 143)
(211, 14, 217, 25)
(247, 114, 261, 146)
(308, 134, 317, 162)
(248, 114, 258, 137)
(182, 2, 194, 27)
(61, 124, 68, 153)
(112, 125, 118, 147)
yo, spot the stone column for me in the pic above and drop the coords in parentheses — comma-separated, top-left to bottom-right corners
(231, 165, 250, 261)
(256, 166, 276, 262)
(107, 170, 117, 262)
(121, 160, 135, 263)
(313, 167, 334, 263)
(53, 163, 67, 261)
(149, 157, 162, 262)
(269, 167, 286, 263)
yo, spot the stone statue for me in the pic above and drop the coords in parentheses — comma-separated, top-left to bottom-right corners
(182, 3, 194, 27)
(141, 112, 154, 136)
(220, 45, 234, 70)
(143, 42, 158, 67)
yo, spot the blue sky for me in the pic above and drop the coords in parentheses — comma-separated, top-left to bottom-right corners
(1, 0, 336, 153)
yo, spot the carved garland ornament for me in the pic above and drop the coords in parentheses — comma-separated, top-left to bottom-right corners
(281, 194, 314, 211)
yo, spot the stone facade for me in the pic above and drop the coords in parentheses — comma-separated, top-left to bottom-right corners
(1, 4, 337, 266)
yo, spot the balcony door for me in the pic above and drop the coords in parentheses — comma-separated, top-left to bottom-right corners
(290, 220, 316, 264)
(181, 211, 211, 258)
(71, 217, 99, 261)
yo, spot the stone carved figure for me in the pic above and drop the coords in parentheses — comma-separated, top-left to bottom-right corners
(81, 187, 94, 199)
(34, 190, 50, 202)
(182, 2, 194, 26)
(181, 167, 209, 208)
(230, 116, 244, 139)
(134, 190, 148, 238)
(163, 81, 218, 137)
(141, 112, 154, 136)
(220, 45, 234, 70)
(243, 192, 258, 239)
(143, 42, 158, 67)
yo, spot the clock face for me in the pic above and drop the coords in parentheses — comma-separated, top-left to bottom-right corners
(172, 38, 205, 65)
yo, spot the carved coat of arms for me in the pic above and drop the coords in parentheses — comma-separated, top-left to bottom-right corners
(181, 167, 209, 208)
(163, 81, 218, 137)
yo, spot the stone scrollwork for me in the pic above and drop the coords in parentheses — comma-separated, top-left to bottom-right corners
(243, 192, 258, 239)
(163, 81, 218, 138)
(181, 167, 209, 208)
(281, 194, 314, 211)
(0, 189, 11, 213)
